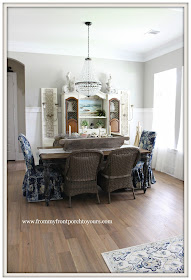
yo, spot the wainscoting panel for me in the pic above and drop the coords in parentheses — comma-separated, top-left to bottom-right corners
(26, 107, 62, 164)
(26, 107, 42, 164)
(143, 108, 154, 131)
(129, 108, 144, 145)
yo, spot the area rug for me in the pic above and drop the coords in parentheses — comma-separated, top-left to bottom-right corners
(102, 236, 184, 273)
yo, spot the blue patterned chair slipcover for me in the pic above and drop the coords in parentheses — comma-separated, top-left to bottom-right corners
(132, 130, 156, 189)
(18, 134, 63, 202)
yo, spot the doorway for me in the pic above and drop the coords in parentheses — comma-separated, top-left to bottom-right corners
(7, 72, 18, 160)
(7, 58, 25, 160)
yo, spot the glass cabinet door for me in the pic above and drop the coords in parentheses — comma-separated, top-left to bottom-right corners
(109, 98, 120, 133)
(66, 97, 78, 133)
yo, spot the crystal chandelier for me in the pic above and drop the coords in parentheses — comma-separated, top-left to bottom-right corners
(75, 22, 102, 97)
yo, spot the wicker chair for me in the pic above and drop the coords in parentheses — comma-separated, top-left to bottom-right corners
(97, 147, 140, 203)
(63, 150, 104, 207)
(132, 130, 156, 189)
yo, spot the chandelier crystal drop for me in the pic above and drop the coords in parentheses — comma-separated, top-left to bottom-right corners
(75, 22, 102, 97)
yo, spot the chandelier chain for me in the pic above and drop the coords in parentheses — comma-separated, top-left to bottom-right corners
(88, 24, 90, 58)
(87, 24, 90, 95)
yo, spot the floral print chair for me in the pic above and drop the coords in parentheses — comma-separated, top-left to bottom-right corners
(18, 134, 63, 202)
(132, 130, 156, 189)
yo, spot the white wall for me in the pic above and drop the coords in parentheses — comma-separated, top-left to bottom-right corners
(143, 48, 183, 131)
(8, 52, 144, 107)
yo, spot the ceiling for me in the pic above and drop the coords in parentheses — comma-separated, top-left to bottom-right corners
(7, 7, 184, 62)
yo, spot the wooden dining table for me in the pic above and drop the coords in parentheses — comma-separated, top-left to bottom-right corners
(38, 145, 151, 206)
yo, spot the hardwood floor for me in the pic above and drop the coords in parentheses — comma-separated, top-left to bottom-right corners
(7, 161, 184, 273)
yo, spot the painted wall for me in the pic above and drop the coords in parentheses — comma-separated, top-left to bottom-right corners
(8, 52, 144, 108)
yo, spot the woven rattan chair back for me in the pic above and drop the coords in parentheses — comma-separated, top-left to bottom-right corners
(65, 150, 103, 182)
(98, 147, 140, 203)
(64, 150, 103, 207)
(103, 147, 140, 178)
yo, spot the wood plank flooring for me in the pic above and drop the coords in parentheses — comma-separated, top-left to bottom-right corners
(7, 161, 184, 273)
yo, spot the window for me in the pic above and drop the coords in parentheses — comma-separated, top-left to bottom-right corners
(152, 67, 183, 180)
(153, 68, 177, 149)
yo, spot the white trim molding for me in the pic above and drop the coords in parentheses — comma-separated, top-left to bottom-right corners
(8, 39, 183, 63)
(143, 37, 183, 62)
(133, 108, 144, 113)
(142, 108, 154, 113)
(25, 107, 41, 113)
(26, 107, 61, 113)
(133, 107, 154, 113)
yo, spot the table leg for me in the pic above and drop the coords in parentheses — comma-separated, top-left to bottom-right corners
(44, 162, 51, 206)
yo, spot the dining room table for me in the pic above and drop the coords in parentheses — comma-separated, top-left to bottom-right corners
(37, 144, 151, 206)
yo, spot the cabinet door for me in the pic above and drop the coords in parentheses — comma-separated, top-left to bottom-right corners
(66, 97, 78, 133)
(67, 119, 78, 133)
(109, 98, 120, 133)
(110, 118, 120, 133)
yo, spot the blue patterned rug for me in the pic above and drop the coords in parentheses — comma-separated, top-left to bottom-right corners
(102, 236, 184, 273)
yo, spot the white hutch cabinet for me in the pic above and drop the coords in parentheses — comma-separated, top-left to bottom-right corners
(41, 78, 131, 145)
(61, 90, 130, 137)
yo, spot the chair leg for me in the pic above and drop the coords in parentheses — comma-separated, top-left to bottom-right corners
(108, 192, 111, 204)
(96, 192, 100, 204)
(148, 173, 151, 187)
(69, 196, 72, 208)
(132, 188, 136, 199)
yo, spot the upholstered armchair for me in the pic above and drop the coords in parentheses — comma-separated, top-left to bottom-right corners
(63, 150, 103, 207)
(132, 130, 156, 189)
(97, 147, 140, 203)
(18, 134, 63, 202)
